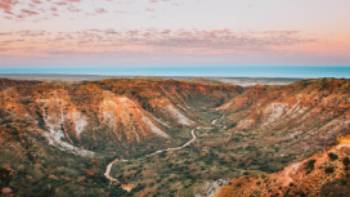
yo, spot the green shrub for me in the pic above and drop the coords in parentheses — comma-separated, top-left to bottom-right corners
(328, 152, 338, 161)
(305, 159, 316, 174)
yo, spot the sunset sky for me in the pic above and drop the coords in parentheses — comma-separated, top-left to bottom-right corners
(0, 0, 349, 71)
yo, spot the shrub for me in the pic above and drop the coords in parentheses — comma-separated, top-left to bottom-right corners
(328, 152, 339, 161)
(324, 166, 335, 174)
(305, 159, 316, 174)
(343, 157, 350, 169)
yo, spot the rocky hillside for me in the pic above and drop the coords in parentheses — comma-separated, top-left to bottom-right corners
(213, 78, 350, 197)
(212, 79, 350, 172)
(215, 135, 350, 197)
(0, 78, 238, 157)
(1, 78, 350, 197)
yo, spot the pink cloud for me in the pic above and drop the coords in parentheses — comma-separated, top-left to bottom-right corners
(0, 0, 16, 13)
(0, 28, 317, 58)
(0, 0, 86, 19)
(31, 0, 42, 5)
(95, 8, 107, 14)
(20, 9, 39, 16)
(0, 0, 178, 20)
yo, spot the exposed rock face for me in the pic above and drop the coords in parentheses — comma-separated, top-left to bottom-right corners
(34, 89, 95, 157)
(0, 78, 237, 157)
(98, 91, 169, 141)
(218, 79, 350, 149)
(149, 97, 194, 126)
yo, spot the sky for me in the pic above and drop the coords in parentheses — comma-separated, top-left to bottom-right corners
(0, 0, 349, 74)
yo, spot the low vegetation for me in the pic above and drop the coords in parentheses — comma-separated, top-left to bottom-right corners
(1, 78, 350, 196)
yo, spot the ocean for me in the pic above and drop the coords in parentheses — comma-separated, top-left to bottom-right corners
(0, 66, 349, 78)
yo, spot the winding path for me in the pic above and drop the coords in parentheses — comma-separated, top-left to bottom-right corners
(104, 128, 198, 185)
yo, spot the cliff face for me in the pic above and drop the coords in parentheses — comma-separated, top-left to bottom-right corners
(0, 78, 238, 157)
(219, 79, 350, 132)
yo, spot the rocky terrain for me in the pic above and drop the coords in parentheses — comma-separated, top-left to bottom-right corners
(0, 78, 350, 197)
(215, 135, 350, 197)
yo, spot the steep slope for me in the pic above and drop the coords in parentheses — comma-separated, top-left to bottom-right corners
(210, 79, 350, 197)
(0, 78, 238, 157)
(215, 135, 350, 197)
(219, 79, 350, 133)
(98, 91, 169, 141)
(213, 79, 350, 172)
